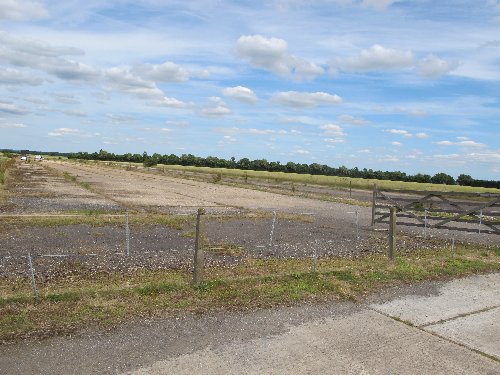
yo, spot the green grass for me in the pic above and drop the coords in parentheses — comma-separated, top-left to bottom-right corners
(0, 244, 498, 342)
(0, 213, 193, 231)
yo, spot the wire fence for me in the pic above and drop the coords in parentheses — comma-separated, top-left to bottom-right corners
(1, 208, 498, 296)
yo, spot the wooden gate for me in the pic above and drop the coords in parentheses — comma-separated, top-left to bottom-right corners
(371, 185, 500, 235)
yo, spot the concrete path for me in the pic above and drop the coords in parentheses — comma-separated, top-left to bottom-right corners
(1, 273, 499, 374)
(130, 274, 500, 375)
(370, 272, 500, 361)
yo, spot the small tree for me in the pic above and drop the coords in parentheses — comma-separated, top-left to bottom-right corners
(457, 174, 473, 186)
(431, 172, 455, 185)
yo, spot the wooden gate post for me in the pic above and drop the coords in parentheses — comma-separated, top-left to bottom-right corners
(388, 207, 396, 262)
(193, 207, 206, 284)
(371, 184, 378, 226)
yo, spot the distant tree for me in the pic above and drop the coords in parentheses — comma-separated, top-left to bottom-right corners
(238, 158, 250, 170)
(457, 174, 473, 186)
(431, 172, 455, 185)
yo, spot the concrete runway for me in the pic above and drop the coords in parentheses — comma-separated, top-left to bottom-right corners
(1, 273, 498, 374)
(131, 273, 500, 375)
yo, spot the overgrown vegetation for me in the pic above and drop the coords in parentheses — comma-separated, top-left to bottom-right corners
(0, 154, 15, 205)
(1, 244, 498, 342)
(0, 154, 15, 185)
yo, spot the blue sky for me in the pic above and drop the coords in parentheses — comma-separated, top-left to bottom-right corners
(0, 0, 499, 179)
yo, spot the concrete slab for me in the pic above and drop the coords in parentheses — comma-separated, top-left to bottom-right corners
(426, 306, 500, 360)
(130, 310, 500, 375)
(370, 273, 500, 326)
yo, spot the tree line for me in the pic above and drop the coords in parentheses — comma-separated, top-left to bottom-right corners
(2, 148, 498, 189)
(64, 149, 499, 189)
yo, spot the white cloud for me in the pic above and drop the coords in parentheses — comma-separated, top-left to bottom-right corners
(458, 140, 485, 147)
(235, 34, 324, 79)
(294, 148, 310, 155)
(43, 60, 99, 81)
(201, 97, 231, 117)
(106, 114, 137, 125)
(272, 91, 342, 107)
(392, 141, 402, 146)
(279, 116, 317, 125)
(387, 129, 412, 137)
(417, 54, 457, 77)
(152, 96, 190, 109)
(386, 129, 429, 138)
(0, 67, 42, 85)
(0, 32, 99, 81)
(222, 86, 257, 104)
(214, 127, 289, 136)
(52, 93, 80, 104)
(0, 122, 27, 128)
(133, 61, 189, 83)
(0, 0, 48, 21)
(435, 140, 486, 148)
(105, 67, 163, 99)
(0, 101, 30, 115)
(321, 124, 346, 144)
(338, 114, 369, 126)
(324, 138, 345, 144)
(335, 44, 414, 72)
(48, 127, 80, 137)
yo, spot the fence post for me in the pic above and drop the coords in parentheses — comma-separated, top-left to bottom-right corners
(193, 208, 206, 284)
(388, 207, 396, 262)
(355, 209, 360, 240)
(424, 209, 428, 239)
(27, 252, 38, 297)
(349, 180, 352, 199)
(371, 184, 378, 226)
(478, 210, 483, 234)
(269, 210, 277, 247)
(125, 211, 130, 256)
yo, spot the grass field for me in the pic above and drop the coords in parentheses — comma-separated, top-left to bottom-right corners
(65, 159, 500, 194)
(1, 244, 498, 342)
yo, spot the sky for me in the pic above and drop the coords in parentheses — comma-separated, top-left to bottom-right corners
(0, 0, 499, 180)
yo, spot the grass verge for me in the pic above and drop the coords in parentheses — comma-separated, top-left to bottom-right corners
(0, 244, 498, 343)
